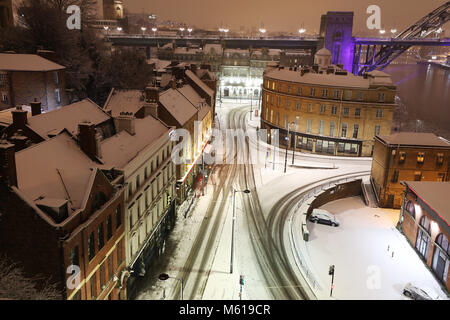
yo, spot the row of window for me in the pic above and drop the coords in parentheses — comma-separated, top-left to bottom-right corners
(267, 108, 381, 139)
(85, 205, 122, 262)
(265, 94, 384, 119)
(396, 151, 445, 166)
(392, 171, 445, 183)
(128, 143, 174, 199)
(265, 80, 387, 102)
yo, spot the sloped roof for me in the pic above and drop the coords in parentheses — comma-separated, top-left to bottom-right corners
(15, 132, 98, 214)
(159, 87, 198, 126)
(405, 181, 450, 226)
(0, 53, 65, 72)
(27, 99, 111, 138)
(377, 132, 450, 147)
(103, 89, 145, 117)
(100, 116, 171, 168)
(185, 70, 214, 98)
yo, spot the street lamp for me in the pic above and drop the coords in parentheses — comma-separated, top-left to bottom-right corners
(390, 28, 397, 35)
(259, 28, 266, 38)
(298, 28, 306, 35)
(152, 27, 157, 37)
(116, 27, 122, 33)
(103, 26, 109, 36)
(187, 28, 193, 36)
(284, 122, 295, 173)
(180, 27, 185, 36)
(159, 273, 184, 300)
(379, 29, 386, 35)
(230, 188, 251, 274)
(141, 26, 147, 36)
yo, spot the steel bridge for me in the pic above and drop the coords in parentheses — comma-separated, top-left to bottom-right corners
(107, 2, 450, 74)
(353, 1, 450, 74)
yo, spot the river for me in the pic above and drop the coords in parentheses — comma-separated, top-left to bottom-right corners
(383, 63, 450, 140)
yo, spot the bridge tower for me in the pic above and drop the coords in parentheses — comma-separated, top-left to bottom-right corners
(0, 0, 13, 29)
(318, 11, 354, 72)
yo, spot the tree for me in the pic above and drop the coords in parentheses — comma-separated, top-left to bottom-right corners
(0, 255, 61, 300)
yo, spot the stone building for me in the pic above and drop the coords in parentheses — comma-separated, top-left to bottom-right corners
(0, 53, 68, 111)
(261, 48, 397, 157)
(371, 132, 450, 208)
(398, 181, 450, 291)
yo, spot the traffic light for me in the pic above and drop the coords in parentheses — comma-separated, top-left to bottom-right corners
(329, 265, 335, 276)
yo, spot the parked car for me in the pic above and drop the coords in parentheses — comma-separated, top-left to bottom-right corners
(403, 282, 441, 300)
(309, 209, 340, 227)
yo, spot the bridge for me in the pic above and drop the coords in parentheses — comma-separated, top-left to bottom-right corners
(107, 1, 450, 75)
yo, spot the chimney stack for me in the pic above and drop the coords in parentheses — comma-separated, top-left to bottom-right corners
(169, 79, 177, 90)
(30, 99, 42, 116)
(144, 87, 159, 103)
(78, 122, 101, 160)
(12, 106, 28, 127)
(0, 140, 17, 187)
(114, 113, 136, 136)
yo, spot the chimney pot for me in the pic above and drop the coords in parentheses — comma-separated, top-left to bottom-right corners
(78, 122, 100, 160)
(12, 107, 28, 127)
(30, 99, 42, 116)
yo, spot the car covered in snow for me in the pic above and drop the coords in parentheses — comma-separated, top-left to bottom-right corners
(309, 209, 340, 227)
(403, 282, 442, 300)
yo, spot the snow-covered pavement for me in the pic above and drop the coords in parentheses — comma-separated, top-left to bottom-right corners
(302, 196, 449, 300)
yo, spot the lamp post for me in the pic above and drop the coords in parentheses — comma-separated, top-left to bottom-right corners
(224, 28, 229, 38)
(159, 273, 184, 300)
(152, 27, 157, 37)
(180, 27, 185, 37)
(259, 28, 266, 38)
(298, 28, 306, 36)
(283, 122, 295, 173)
(116, 27, 122, 33)
(141, 26, 147, 36)
(230, 188, 251, 274)
(187, 28, 193, 37)
(379, 29, 386, 36)
(103, 26, 109, 36)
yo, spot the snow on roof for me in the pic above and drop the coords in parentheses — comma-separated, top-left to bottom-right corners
(27, 99, 111, 138)
(196, 69, 216, 81)
(185, 70, 214, 98)
(0, 105, 32, 127)
(159, 87, 198, 126)
(103, 89, 145, 117)
(377, 132, 450, 147)
(204, 44, 223, 54)
(0, 53, 65, 72)
(405, 182, 450, 226)
(265, 67, 387, 89)
(160, 73, 174, 88)
(147, 58, 171, 71)
(100, 116, 171, 168)
(174, 47, 202, 54)
(15, 132, 97, 214)
(177, 85, 211, 121)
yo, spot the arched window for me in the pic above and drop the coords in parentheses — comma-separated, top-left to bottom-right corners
(405, 200, 415, 219)
(416, 215, 431, 260)
(432, 234, 449, 283)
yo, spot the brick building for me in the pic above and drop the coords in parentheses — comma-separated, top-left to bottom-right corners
(0, 132, 127, 300)
(371, 132, 450, 208)
(0, 53, 69, 111)
(398, 181, 450, 291)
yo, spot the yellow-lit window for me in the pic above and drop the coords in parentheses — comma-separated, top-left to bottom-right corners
(399, 152, 406, 163)
(437, 153, 444, 166)
(417, 152, 425, 164)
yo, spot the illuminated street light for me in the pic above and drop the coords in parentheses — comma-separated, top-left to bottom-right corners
(179, 27, 185, 36)
(103, 26, 109, 35)
(116, 27, 122, 32)
(379, 29, 386, 35)
(259, 28, 266, 38)
(187, 28, 193, 36)
(141, 26, 146, 36)
(152, 27, 157, 36)
(390, 28, 397, 34)
(298, 28, 306, 34)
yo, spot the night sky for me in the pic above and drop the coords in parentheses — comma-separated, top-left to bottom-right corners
(124, 0, 448, 34)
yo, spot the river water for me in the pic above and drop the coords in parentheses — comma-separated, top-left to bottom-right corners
(383, 63, 450, 140)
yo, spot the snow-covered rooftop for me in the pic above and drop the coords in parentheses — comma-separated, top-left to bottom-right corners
(103, 89, 145, 117)
(405, 181, 450, 226)
(15, 132, 97, 214)
(377, 132, 450, 147)
(185, 70, 214, 98)
(159, 87, 198, 126)
(27, 99, 111, 138)
(147, 58, 172, 72)
(177, 85, 211, 121)
(100, 116, 171, 169)
(0, 105, 32, 127)
(0, 53, 65, 72)
(264, 67, 394, 89)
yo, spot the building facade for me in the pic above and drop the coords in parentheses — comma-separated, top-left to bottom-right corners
(371, 132, 450, 208)
(398, 181, 450, 291)
(0, 132, 127, 300)
(261, 49, 396, 157)
(0, 53, 68, 111)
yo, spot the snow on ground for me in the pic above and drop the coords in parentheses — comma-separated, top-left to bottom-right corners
(303, 196, 449, 300)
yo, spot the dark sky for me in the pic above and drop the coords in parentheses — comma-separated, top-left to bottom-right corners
(124, 0, 448, 34)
